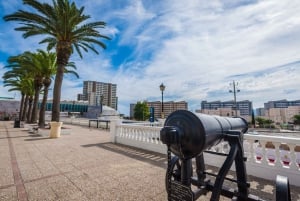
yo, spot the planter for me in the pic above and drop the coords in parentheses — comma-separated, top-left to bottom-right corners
(50, 122, 63, 138)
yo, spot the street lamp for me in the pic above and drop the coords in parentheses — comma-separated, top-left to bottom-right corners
(159, 83, 166, 118)
(229, 80, 240, 117)
(100, 94, 104, 114)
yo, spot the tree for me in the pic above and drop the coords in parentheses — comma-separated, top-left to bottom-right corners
(255, 117, 265, 127)
(4, 0, 110, 122)
(255, 117, 274, 128)
(37, 51, 79, 127)
(134, 101, 150, 121)
(251, 110, 255, 127)
(3, 59, 35, 122)
(293, 115, 300, 125)
(3, 50, 79, 125)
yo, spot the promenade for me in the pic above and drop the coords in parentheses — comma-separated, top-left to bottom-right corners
(0, 121, 299, 201)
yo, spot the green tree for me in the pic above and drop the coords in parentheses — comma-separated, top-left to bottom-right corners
(251, 110, 255, 127)
(255, 117, 274, 128)
(134, 101, 150, 121)
(37, 51, 79, 128)
(255, 117, 265, 127)
(4, 0, 110, 122)
(293, 115, 300, 125)
(3, 60, 35, 122)
(4, 50, 79, 126)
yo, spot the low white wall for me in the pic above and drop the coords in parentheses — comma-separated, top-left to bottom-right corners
(111, 121, 300, 186)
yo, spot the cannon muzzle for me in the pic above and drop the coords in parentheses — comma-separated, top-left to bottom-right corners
(160, 110, 248, 159)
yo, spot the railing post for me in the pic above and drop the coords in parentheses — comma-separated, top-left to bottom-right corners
(289, 144, 298, 170)
(273, 142, 282, 167)
(110, 120, 121, 143)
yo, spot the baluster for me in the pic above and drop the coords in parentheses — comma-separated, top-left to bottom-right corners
(254, 140, 262, 163)
(244, 139, 254, 163)
(136, 128, 139, 140)
(279, 143, 291, 167)
(133, 128, 137, 140)
(126, 128, 130, 139)
(273, 142, 281, 168)
(148, 129, 152, 143)
(155, 130, 159, 144)
(144, 130, 148, 143)
(289, 144, 298, 170)
(119, 127, 123, 138)
(150, 131, 154, 144)
(265, 142, 275, 166)
(135, 129, 139, 141)
(141, 130, 145, 142)
(115, 126, 122, 137)
(260, 141, 268, 165)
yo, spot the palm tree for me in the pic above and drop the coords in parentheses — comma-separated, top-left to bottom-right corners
(36, 51, 79, 128)
(3, 60, 29, 120)
(6, 51, 45, 123)
(3, 70, 35, 122)
(4, 0, 110, 122)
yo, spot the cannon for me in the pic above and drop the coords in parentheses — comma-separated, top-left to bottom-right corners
(160, 110, 291, 201)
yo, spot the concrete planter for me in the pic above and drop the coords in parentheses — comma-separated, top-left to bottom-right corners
(50, 122, 63, 138)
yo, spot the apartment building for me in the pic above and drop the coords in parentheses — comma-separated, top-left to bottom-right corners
(78, 81, 118, 110)
(130, 101, 188, 119)
(264, 100, 300, 123)
(198, 100, 252, 121)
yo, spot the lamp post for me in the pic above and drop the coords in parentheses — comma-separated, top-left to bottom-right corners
(159, 83, 165, 118)
(229, 80, 240, 117)
(100, 95, 104, 114)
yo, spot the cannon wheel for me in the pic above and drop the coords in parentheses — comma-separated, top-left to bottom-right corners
(276, 175, 291, 201)
(165, 156, 193, 191)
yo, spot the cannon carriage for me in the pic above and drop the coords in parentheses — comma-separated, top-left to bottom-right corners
(160, 110, 291, 201)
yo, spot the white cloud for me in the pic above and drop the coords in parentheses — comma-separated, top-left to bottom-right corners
(1, 0, 300, 115)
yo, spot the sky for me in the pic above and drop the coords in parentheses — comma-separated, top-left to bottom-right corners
(0, 0, 300, 115)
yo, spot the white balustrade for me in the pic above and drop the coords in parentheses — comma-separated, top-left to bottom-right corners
(111, 121, 300, 186)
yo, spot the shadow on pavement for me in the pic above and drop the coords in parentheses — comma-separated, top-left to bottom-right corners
(82, 142, 167, 169)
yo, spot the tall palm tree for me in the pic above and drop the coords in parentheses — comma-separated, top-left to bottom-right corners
(6, 51, 44, 123)
(18, 51, 44, 123)
(36, 50, 79, 128)
(4, 0, 110, 122)
(3, 70, 34, 122)
(3, 60, 32, 120)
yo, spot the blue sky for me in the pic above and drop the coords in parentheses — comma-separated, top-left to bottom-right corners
(1, 0, 300, 115)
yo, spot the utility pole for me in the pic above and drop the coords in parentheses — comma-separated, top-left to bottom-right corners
(229, 80, 240, 117)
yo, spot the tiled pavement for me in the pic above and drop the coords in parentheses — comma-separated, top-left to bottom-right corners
(0, 121, 299, 201)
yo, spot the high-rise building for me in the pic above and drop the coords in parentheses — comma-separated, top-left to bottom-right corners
(78, 81, 118, 110)
(130, 101, 188, 119)
(199, 100, 253, 121)
(201, 100, 252, 116)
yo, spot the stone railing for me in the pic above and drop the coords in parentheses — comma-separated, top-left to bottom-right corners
(110, 120, 165, 154)
(110, 121, 300, 186)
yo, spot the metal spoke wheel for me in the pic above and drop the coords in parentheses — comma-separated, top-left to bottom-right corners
(165, 156, 193, 191)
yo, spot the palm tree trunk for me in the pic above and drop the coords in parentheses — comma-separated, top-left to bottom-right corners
(31, 83, 42, 123)
(38, 87, 50, 128)
(27, 96, 33, 123)
(51, 64, 65, 122)
(22, 95, 29, 121)
(19, 93, 25, 120)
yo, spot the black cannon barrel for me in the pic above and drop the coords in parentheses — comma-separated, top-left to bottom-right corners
(160, 110, 248, 159)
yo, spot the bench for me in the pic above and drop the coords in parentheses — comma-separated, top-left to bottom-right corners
(88, 119, 110, 129)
